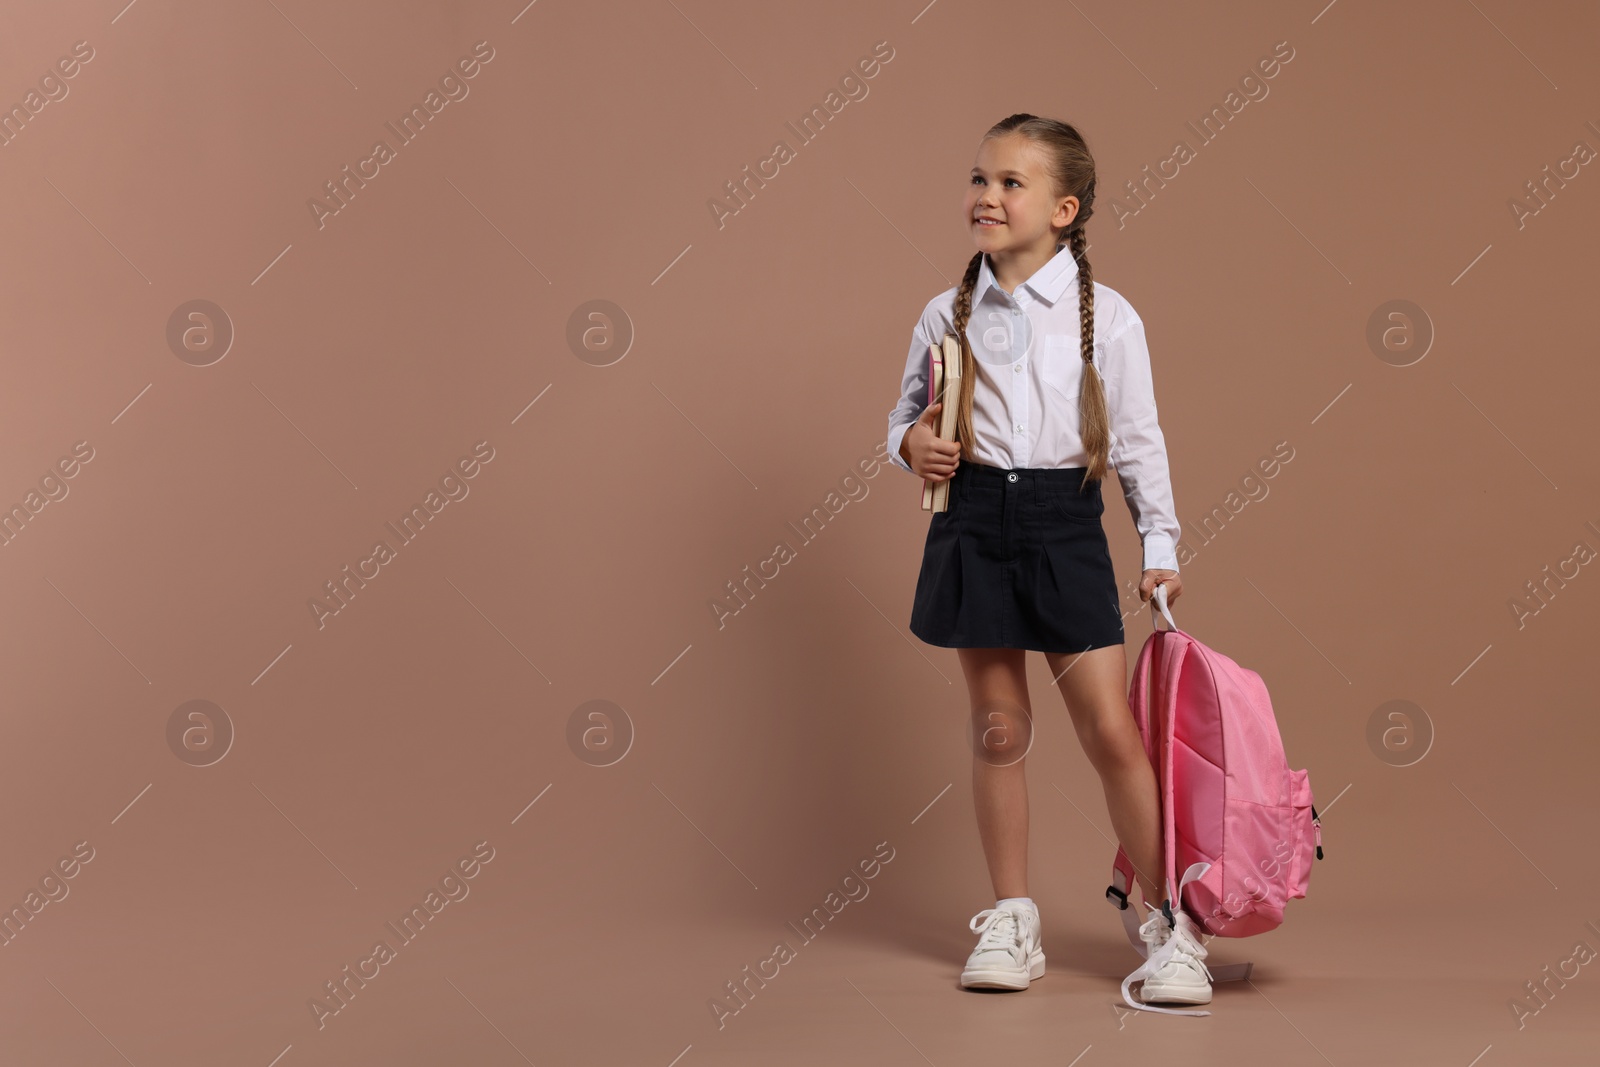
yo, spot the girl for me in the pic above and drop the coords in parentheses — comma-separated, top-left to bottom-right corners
(886, 114, 1212, 1006)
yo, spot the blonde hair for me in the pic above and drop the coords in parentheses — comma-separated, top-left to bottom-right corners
(951, 114, 1108, 490)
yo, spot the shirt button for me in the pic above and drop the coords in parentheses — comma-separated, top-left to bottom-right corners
(1014, 423, 1024, 433)
(1013, 364, 1022, 373)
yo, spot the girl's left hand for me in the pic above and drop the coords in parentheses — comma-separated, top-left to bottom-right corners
(1139, 569, 1181, 606)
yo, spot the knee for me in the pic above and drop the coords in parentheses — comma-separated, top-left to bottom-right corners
(1078, 717, 1143, 774)
(970, 699, 1033, 766)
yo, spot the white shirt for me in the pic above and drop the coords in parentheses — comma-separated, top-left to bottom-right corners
(886, 245, 1182, 573)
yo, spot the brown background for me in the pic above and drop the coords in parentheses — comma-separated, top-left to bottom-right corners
(1, 0, 1596, 1063)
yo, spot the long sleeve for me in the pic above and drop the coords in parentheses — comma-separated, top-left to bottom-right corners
(887, 314, 933, 474)
(1102, 318, 1181, 573)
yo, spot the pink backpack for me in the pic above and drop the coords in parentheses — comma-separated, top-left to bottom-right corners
(1106, 584, 1323, 1016)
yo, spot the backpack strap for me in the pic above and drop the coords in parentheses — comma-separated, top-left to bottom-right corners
(1106, 611, 1169, 953)
(1107, 589, 1259, 1013)
(1149, 580, 1179, 632)
(1106, 846, 1148, 954)
(1107, 627, 1182, 957)
(1148, 632, 1258, 988)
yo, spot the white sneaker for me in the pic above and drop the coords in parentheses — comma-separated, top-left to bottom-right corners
(1133, 905, 1213, 1005)
(960, 903, 1045, 990)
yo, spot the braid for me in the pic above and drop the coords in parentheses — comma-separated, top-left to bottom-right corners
(958, 115, 1108, 487)
(1069, 225, 1111, 488)
(951, 251, 985, 462)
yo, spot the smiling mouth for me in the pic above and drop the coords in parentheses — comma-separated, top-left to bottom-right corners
(975, 219, 1004, 226)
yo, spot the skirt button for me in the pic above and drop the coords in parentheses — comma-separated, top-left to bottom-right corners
(1007, 472, 1018, 483)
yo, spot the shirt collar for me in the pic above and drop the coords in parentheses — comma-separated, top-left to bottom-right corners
(975, 244, 1081, 307)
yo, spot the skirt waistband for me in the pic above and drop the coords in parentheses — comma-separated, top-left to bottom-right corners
(960, 462, 1101, 492)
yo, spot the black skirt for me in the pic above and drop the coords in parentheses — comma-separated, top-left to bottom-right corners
(910, 461, 1125, 654)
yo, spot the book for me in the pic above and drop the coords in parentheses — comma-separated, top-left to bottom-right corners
(919, 341, 943, 511)
(920, 332, 963, 512)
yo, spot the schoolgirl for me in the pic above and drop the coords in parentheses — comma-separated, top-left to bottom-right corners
(885, 114, 1211, 1006)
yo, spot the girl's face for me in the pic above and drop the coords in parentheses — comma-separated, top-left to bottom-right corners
(966, 133, 1078, 256)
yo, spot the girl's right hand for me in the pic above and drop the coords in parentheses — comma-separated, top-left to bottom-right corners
(904, 402, 961, 481)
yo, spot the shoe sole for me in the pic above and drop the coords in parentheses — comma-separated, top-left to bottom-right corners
(961, 949, 1045, 990)
(1137, 980, 1213, 1005)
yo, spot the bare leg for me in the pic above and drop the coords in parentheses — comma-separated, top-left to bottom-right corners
(957, 647, 1034, 901)
(1044, 644, 1165, 909)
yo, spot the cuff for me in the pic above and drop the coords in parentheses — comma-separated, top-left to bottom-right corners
(888, 422, 914, 474)
(1141, 533, 1179, 575)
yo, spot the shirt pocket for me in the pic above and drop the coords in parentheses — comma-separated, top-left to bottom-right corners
(1042, 334, 1082, 403)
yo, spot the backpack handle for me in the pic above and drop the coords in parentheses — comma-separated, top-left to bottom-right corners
(1150, 580, 1178, 632)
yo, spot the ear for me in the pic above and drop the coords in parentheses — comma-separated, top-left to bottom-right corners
(1055, 195, 1080, 232)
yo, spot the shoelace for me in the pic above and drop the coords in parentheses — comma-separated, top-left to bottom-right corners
(1137, 912, 1168, 952)
(970, 908, 1025, 952)
(1140, 910, 1214, 982)
(1152, 915, 1209, 979)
